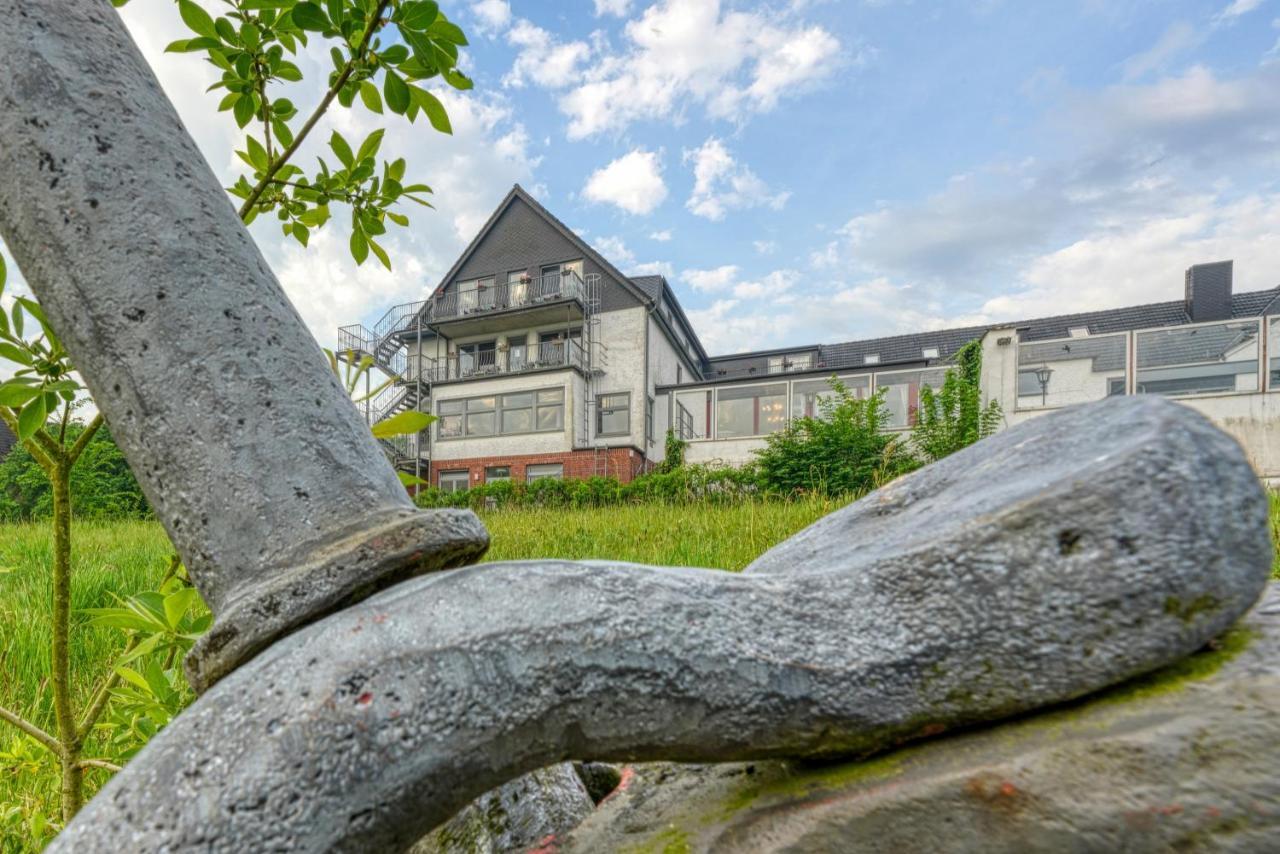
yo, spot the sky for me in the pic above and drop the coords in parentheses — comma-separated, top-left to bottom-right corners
(4, 0, 1280, 357)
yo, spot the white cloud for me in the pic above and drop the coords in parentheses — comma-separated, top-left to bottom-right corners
(530, 0, 845, 139)
(687, 298, 798, 354)
(592, 235, 636, 266)
(583, 149, 668, 215)
(628, 260, 676, 278)
(594, 0, 632, 16)
(471, 0, 512, 35)
(649, 229, 673, 242)
(1214, 0, 1264, 26)
(504, 20, 592, 89)
(753, 239, 778, 255)
(683, 137, 789, 220)
(1120, 22, 1199, 81)
(683, 265, 741, 292)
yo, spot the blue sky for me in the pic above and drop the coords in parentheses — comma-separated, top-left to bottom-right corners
(6, 0, 1280, 356)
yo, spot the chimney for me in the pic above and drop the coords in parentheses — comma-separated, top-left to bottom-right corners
(1184, 260, 1233, 323)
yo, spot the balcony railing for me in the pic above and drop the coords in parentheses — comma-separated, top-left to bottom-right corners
(429, 271, 585, 324)
(406, 339, 587, 383)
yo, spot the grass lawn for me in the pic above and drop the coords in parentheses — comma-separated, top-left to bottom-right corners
(0, 491, 1276, 849)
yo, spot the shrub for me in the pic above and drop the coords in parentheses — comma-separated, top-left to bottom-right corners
(912, 340, 1002, 462)
(752, 378, 916, 496)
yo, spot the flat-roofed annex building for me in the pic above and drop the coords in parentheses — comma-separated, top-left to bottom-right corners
(341, 188, 1280, 489)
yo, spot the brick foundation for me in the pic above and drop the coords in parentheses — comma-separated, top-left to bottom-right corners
(429, 447, 650, 487)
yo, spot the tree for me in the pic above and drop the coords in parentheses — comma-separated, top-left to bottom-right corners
(0, 420, 149, 521)
(120, 0, 474, 269)
(0, 1, 471, 828)
(911, 340, 1002, 463)
(753, 378, 916, 496)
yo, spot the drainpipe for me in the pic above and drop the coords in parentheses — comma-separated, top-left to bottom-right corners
(0, 1, 487, 694)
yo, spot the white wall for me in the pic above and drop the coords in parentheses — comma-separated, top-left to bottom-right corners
(430, 370, 582, 461)
(646, 314, 693, 464)
(592, 306, 648, 450)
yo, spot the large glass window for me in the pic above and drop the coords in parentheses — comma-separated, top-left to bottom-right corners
(597, 392, 630, 436)
(439, 470, 469, 493)
(485, 465, 511, 483)
(715, 383, 787, 438)
(1017, 332, 1129, 409)
(875, 369, 949, 429)
(526, 463, 564, 481)
(536, 388, 564, 431)
(769, 353, 814, 374)
(1136, 320, 1260, 397)
(675, 389, 711, 439)
(792, 374, 870, 419)
(1270, 317, 1280, 390)
(437, 388, 564, 439)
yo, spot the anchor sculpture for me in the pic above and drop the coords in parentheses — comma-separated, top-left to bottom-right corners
(0, 4, 1271, 852)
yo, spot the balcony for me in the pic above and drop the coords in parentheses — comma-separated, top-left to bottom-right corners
(405, 339, 587, 384)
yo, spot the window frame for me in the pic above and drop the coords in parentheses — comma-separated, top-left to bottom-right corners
(435, 386, 566, 440)
(596, 391, 631, 437)
(526, 463, 564, 482)
(438, 470, 470, 493)
(713, 382, 788, 439)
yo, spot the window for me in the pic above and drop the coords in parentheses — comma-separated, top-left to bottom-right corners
(457, 276, 495, 313)
(675, 389, 710, 439)
(715, 383, 787, 438)
(536, 388, 564, 431)
(456, 340, 496, 377)
(485, 465, 511, 483)
(1108, 377, 1126, 396)
(465, 396, 496, 436)
(1017, 332, 1128, 410)
(506, 269, 529, 306)
(437, 387, 564, 439)
(1136, 320, 1260, 397)
(770, 353, 814, 373)
(597, 392, 630, 436)
(500, 392, 533, 433)
(864, 354, 880, 365)
(526, 463, 564, 481)
(792, 375, 870, 419)
(645, 396, 655, 443)
(921, 347, 939, 360)
(506, 336, 527, 371)
(1068, 327, 1090, 338)
(676, 365, 683, 384)
(768, 356, 785, 374)
(439, 470, 469, 493)
(875, 369, 949, 429)
(1270, 317, 1280, 390)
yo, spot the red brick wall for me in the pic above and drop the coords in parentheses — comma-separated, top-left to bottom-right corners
(431, 447, 651, 487)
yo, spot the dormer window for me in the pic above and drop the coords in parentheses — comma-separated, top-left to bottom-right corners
(1068, 326, 1090, 338)
(921, 347, 939, 360)
(864, 354, 880, 365)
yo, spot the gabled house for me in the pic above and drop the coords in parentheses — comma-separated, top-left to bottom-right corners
(338, 185, 706, 488)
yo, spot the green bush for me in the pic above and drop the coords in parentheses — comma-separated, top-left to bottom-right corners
(912, 340, 1002, 462)
(413, 463, 759, 510)
(0, 422, 150, 521)
(752, 379, 916, 496)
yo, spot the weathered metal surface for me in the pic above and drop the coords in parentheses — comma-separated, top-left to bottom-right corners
(0, 1, 488, 693)
(48, 396, 1273, 852)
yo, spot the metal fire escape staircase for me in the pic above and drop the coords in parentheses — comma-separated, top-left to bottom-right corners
(337, 299, 431, 475)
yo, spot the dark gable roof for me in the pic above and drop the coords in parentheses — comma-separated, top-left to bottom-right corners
(630, 274, 712, 367)
(707, 287, 1280, 375)
(431, 184, 652, 307)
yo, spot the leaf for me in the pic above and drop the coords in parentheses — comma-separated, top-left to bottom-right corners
(355, 129, 384, 165)
(329, 130, 354, 169)
(427, 18, 468, 46)
(386, 211, 409, 227)
(114, 666, 151, 695)
(389, 157, 406, 181)
(0, 383, 39, 408)
(290, 2, 330, 32)
(244, 135, 269, 172)
(384, 69, 410, 115)
(163, 587, 198, 630)
(16, 393, 46, 441)
(233, 93, 255, 129)
(290, 222, 310, 246)
(359, 80, 383, 114)
(379, 45, 410, 65)
(177, 0, 218, 40)
(371, 410, 434, 439)
(443, 68, 473, 91)
(349, 229, 369, 265)
(400, 1, 440, 30)
(367, 236, 391, 271)
(398, 471, 428, 487)
(410, 86, 451, 134)
(0, 343, 31, 366)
